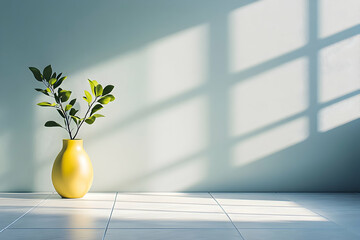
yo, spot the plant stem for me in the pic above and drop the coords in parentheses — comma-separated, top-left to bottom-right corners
(59, 101, 73, 139)
(72, 97, 98, 139)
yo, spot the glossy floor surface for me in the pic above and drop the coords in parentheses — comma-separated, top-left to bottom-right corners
(0, 192, 359, 240)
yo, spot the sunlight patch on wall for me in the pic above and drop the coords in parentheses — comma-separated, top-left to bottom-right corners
(232, 117, 308, 167)
(318, 94, 360, 132)
(230, 58, 308, 136)
(319, 35, 360, 103)
(229, 0, 306, 72)
(146, 24, 208, 104)
(145, 156, 206, 191)
(146, 96, 208, 172)
(319, 0, 360, 38)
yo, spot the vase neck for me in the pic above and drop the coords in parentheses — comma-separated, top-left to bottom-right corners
(63, 139, 83, 149)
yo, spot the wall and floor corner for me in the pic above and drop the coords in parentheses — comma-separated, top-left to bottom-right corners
(0, 0, 359, 192)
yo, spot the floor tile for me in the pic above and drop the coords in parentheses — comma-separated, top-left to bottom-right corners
(222, 205, 317, 215)
(0, 208, 30, 231)
(10, 207, 111, 229)
(316, 212, 360, 236)
(110, 193, 231, 228)
(212, 193, 357, 229)
(0, 193, 51, 231)
(0, 193, 52, 200)
(281, 193, 360, 212)
(105, 228, 241, 240)
(0, 228, 103, 240)
(0, 193, 50, 208)
(117, 193, 216, 205)
(77, 192, 116, 201)
(39, 197, 114, 209)
(47, 192, 116, 200)
(109, 209, 233, 229)
(211, 193, 290, 206)
(114, 201, 223, 213)
(239, 228, 359, 240)
(229, 213, 339, 229)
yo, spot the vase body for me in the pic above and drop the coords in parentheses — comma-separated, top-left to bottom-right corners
(52, 139, 93, 198)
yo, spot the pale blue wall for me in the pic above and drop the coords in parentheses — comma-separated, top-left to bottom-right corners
(0, 0, 359, 192)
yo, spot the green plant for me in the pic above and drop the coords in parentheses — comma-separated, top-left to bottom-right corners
(29, 65, 115, 139)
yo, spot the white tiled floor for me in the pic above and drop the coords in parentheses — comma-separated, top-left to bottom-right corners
(0, 193, 359, 240)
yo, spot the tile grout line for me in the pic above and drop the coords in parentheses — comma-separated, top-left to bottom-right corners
(102, 192, 118, 240)
(208, 192, 245, 240)
(0, 192, 54, 233)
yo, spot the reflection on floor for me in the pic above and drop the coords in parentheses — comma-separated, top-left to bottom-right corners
(0, 192, 359, 240)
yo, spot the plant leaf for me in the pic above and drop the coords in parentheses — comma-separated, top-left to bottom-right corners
(71, 115, 80, 124)
(85, 113, 104, 124)
(66, 99, 76, 111)
(69, 98, 76, 106)
(49, 78, 57, 85)
(54, 93, 60, 103)
(102, 85, 114, 95)
(51, 72, 57, 79)
(53, 76, 67, 89)
(45, 121, 62, 127)
(59, 90, 71, 102)
(98, 94, 115, 104)
(29, 67, 43, 81)
(65, 104, 72, 111)
(56, 72, 62, 79)
(88, 79, 96, 95)
(37, 102, 56, 107)
(85, 115, 96, 124)
(34, 88, 49, 96)
(71, 115, 80, 121)
(57, 109, 65, 118)
(84, 90, 92, 103)
(43, 65, 52, 81)
(69, 108, 79, 116)
(90, 104, 103, 116)
(95, 84, 103, 97)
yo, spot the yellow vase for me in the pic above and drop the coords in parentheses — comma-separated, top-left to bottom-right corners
(52, 139, 93, 198)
